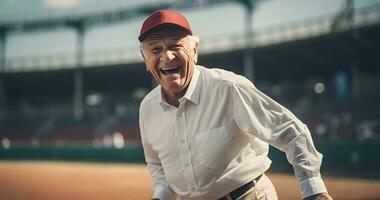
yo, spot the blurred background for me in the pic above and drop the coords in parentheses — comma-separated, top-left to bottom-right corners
(0, 0, 379, 177)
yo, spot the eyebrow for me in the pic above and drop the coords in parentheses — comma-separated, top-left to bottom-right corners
(147, 40, 159, 47)
(147, 37, 184, 47)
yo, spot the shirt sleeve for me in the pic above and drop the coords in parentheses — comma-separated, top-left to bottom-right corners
(144, 146, 176, 200)
(231, 80, 328, 199)
(139, 106, 176, 200)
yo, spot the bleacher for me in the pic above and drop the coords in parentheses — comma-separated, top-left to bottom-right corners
(0, 1, 379, 149)
(0, 96, 142, 147)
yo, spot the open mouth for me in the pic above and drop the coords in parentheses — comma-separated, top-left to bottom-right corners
(160, 66, 181, 75)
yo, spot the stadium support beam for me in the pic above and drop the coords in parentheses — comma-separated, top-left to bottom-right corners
(0, 29, 7, 119)
(244, 2, 254, 82)
(345, 0, 354, 29)
(0, 29, 5, 72)
(70, 22, 86, 120)
(238, 0, 258, 82)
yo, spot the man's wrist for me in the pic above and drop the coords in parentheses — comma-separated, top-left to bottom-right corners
(303, 192, 333, 200)
(299, 176, 328, 198)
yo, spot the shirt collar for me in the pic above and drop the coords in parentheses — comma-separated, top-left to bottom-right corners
(158, 65, 201, 110)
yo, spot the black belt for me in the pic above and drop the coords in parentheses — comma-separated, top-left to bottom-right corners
(218, 174, 263, 200)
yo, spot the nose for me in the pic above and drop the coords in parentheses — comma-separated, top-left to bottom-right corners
(160, 50, 175, 63)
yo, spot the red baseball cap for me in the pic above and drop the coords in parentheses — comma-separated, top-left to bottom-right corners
(138, 10, 192, 42)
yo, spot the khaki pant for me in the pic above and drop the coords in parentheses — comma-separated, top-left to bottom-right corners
(178, 174, 278, 200)
(236, 174, 278, 200)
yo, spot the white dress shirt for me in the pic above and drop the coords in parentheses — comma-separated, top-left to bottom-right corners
(139, 65, 327, 200)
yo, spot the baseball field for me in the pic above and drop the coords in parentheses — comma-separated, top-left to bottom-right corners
(0, 161, 379, 200)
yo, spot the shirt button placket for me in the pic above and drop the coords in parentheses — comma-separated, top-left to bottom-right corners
(177, 107, 197, 194)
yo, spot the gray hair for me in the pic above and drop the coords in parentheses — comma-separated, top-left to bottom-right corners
(139, 35, 200, 60)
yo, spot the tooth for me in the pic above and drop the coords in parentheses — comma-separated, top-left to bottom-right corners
(162, 66, 178, 71)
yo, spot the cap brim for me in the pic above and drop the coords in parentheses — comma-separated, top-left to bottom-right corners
(138, 23, 192, 42)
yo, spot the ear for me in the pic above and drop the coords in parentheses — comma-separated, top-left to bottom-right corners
(140, 49, 146, 61)
(193, 41, 199, 64)
(139, 48, 150, 72)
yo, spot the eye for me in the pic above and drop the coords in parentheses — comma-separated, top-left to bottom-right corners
(170, 44, 182, 51)
(150, 47, 161, 54)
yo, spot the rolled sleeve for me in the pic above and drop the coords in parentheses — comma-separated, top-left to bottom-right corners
(299, 176, 328, 199)
(152, 185, 175, 200)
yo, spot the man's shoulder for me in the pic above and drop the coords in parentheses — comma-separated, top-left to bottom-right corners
(198, 65, 252, 88)
(140, 86, 160, 109)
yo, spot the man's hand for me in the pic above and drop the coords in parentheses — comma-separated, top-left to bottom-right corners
(304, 193, 333, 200)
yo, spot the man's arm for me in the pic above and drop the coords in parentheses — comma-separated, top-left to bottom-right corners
(139, 107, 175, 200)
(142, 138, 175, 200)
(231, 80, 332, 199)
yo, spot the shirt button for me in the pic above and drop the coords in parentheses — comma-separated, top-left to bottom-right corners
(185, 163, 190, 167)
(181, 139, 185, 143)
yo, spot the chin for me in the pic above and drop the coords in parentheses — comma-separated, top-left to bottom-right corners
(167, 85, 182, 92)
(166, 84, 185, 93)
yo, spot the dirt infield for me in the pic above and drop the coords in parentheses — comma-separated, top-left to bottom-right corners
(0, 161, 379, 200)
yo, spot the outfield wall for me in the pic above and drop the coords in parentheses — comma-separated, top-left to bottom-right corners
(0, 144, 145, 163)
(0, 141, 379, 177)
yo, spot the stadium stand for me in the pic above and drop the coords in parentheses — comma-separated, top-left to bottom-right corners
(0, 2, 379, 148)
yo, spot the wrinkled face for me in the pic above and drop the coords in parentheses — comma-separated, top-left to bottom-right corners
(141, 27, 198, 98)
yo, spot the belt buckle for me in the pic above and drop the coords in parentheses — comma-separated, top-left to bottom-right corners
(220, 174, 262, 200)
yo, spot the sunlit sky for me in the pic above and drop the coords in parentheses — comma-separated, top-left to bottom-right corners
(0, 0, 377, 58)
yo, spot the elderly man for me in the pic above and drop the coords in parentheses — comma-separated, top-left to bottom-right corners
(138, 9, 333, 200)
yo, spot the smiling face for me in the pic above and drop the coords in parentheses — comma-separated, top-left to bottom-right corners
(141, 27, 198, 102)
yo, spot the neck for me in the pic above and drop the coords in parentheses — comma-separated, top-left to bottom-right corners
(163, 89, 187, 107)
